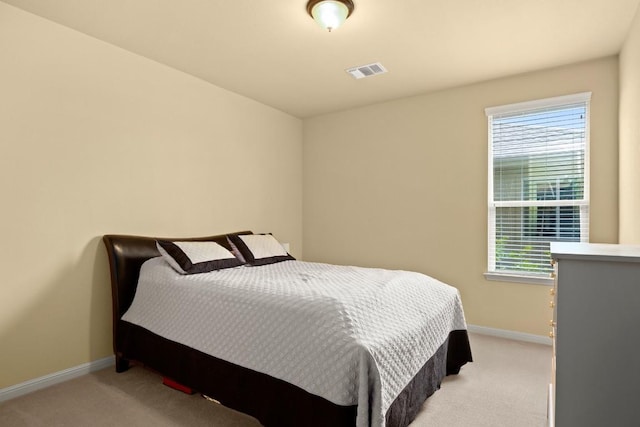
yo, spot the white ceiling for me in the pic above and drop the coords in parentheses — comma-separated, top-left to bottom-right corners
(3, 0, 639, 118)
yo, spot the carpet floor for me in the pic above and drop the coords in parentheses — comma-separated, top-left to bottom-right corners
(0, 333, 550, 426)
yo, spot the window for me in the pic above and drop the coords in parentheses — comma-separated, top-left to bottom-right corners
(485, 93, 590, 283)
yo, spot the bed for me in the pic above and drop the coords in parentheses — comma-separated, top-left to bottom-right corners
(103, 231, 472, 427)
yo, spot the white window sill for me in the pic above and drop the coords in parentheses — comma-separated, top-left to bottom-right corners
(484, 272, 553, 286)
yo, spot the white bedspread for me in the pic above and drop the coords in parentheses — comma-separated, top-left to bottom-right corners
(122, 258, 467, 427)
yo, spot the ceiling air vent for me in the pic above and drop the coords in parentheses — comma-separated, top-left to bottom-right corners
(346, 62, 387, 80)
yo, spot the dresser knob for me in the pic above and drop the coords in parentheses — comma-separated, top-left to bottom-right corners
(550, 287, 556, 296)
(549, 330, 555, 339)
(549, 320, 556, 327)
(549, 300, 555, 308)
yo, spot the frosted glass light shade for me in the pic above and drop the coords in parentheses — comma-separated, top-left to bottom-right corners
(309, 1, 352, 32)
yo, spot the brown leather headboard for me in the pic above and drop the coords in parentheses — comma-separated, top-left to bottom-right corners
(102, 231, 251, 352)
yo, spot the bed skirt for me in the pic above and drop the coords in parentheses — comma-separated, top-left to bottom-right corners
(116, 321, 471, 427)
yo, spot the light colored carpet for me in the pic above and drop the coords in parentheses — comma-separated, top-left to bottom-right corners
(0, 333, 550, 426)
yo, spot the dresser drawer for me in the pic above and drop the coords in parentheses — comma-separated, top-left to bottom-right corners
(547, 258, 557, 427)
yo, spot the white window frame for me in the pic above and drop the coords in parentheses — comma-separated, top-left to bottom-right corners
(484, 92, 591, 285)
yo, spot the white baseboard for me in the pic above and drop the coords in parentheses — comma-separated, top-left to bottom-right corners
(468, 324, 552, 346)
(0, 355, 115, 403)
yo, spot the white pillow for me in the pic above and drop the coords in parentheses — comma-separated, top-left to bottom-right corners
(228, 234, 295, 266)
(156, 240, 244, 274)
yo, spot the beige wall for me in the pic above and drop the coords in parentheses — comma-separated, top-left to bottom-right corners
(619, 6, 640, 243)
(0, 3, 302, 389)
(303, 57, 619, 336)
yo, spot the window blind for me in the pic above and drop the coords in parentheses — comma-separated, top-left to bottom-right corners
(486, 93, 590, 277)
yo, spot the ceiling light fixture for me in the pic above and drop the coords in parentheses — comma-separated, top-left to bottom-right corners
(306, 0, 355, 32)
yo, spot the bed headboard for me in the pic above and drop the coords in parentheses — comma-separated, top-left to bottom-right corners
(102, 231, 252, 353)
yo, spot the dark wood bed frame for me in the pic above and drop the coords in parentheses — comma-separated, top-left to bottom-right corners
(103, 231, 472, 427)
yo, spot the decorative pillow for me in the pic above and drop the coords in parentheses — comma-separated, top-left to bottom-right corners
(228, 234, 295, 266)
(156, 240, 244, 274)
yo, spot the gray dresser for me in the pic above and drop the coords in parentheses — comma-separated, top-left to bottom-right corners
(549, 242, 640, 427)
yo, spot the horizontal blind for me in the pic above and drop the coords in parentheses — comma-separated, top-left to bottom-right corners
(487, 94, 590, 276)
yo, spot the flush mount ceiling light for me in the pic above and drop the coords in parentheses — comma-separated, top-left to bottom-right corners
(306, 0, 355, 32)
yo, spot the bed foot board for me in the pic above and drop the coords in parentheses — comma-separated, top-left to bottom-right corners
(115, 355, 130, 373)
